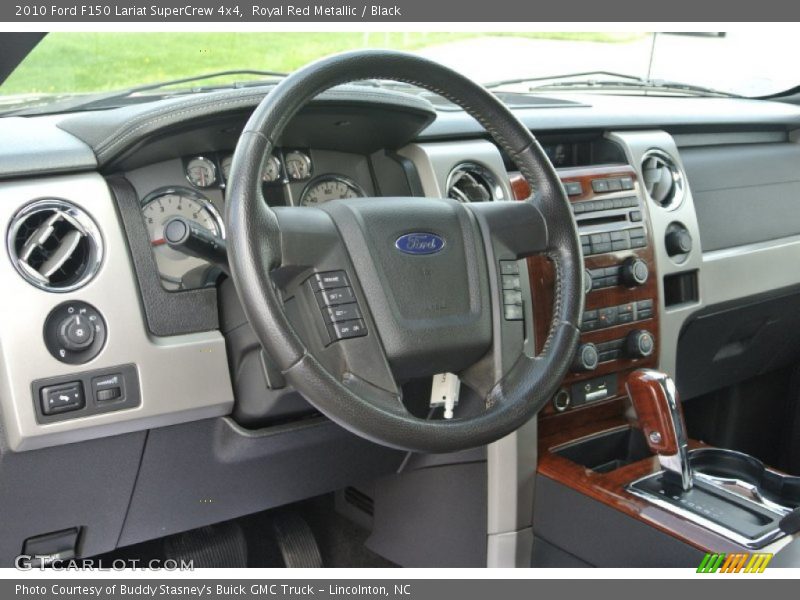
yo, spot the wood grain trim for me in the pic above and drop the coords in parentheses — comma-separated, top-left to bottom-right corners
(626, 370, 683, 455)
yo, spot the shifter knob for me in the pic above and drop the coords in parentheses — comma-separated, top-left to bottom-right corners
(627, 369, 693, 490)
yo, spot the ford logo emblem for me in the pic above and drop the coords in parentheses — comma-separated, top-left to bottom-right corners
(395, 232, 446, 255)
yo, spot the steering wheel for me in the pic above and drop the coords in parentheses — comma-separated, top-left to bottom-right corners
(225, 50, 583, 453)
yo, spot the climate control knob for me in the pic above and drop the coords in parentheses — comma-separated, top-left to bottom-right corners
(621, 257, 649, 287)
(571, 342, 599, 372)
(626, 329, 655, 359)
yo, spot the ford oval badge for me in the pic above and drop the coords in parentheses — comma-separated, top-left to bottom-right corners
(395, 232, 446, 255)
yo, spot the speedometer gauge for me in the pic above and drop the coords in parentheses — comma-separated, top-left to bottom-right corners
(300, 175, 365, 206)
(141, 187, 224, 290)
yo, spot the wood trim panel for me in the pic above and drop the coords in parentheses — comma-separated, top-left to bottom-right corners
(510, 165, 660, 416)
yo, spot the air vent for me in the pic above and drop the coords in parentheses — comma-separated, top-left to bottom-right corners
(446, 162, 504, 203)
(641, 149, 685, 210)
(7, 199, 103, 292)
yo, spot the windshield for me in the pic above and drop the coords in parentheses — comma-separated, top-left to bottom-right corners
(1, 31, 797, 113)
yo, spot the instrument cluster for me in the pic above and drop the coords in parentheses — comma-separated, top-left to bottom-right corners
(142, 148, 371, 290)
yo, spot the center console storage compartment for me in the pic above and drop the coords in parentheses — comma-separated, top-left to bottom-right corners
(553, 426, 651, 473)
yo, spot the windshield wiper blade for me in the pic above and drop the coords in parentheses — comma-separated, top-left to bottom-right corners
(1, 69, 288, 116)
(484, 71, 646, 90)
(531, 78, 742, 98)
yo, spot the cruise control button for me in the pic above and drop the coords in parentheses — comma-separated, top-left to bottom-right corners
(504, 305, 523, 320)
(41, 382, 85, 415)
(503, 290, 523, 306)
(311, 271, 350, 291)
(327, 319, 367, 341)
(316, 287, 355, 307)
(325, 302, 362, 323)
(502, 275, 521, 290)
(500, 260, 519, 275)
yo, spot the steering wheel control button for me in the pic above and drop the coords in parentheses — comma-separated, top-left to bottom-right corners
(499, 260, 519, 276)
(311, 270, 350, 291)
(315, 286, 355, 307)
(499, 260, 524, 320)
(325, 303, 362, 323)
(502, 274, 521, 290)
(40, 382, 85, 415)
(327, 319, 367, 341)
(92, 373, 124, 403)
(44, 301, 107, 364)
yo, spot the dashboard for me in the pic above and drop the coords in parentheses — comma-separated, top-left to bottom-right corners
(3, 81, 800, 564)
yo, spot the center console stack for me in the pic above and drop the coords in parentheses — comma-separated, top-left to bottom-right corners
(511, 159, 800, 565)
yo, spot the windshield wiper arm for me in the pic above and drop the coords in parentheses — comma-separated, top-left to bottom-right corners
(484, 71, 646, 90)
(1, 69, 289, 116)
(529, 77, 743, 98)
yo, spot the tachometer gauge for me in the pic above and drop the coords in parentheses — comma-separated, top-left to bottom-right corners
(300, 175, 365, 206)
(141, 187, 224, 290)
(262, 154, 283, 182)
(284, 150, 312, 181)
(185, 156, 217, 188)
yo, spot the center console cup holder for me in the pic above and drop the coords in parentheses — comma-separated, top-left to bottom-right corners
(690, 447, 800, 512)
(553, 426, 652, 473)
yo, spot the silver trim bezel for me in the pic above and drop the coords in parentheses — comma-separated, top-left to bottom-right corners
(641, 148, 686, 211)
(445, 161, 506, 202)
(6, 198, 104, 293)
(184, 155, 218, 189)
(298, 174, 366, 206)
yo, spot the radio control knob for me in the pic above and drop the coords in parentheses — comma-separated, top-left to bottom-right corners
(621, 257, 649, 287)
(626, 330, 655, 359)
(571, 342, 599, 373)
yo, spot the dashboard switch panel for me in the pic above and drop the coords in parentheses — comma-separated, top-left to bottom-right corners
(307, 271, 368, 345)
(32, 364, 140, 424)
(500, 260, 524, 320)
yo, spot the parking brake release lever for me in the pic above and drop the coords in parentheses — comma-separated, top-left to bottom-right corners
(627, 369, 693, 491)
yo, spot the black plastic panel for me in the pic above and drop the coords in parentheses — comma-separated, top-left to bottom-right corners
(0, 431, 145, 565)
(681, 143, 800, 251)
(118, 417, 403, 547)
(677, 285, 800, 400)
(107, 175, 219, 336)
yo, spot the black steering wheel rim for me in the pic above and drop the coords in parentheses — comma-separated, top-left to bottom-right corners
(225, 50, 583, 453)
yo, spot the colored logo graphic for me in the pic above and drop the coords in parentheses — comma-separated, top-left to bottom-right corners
(395, 233, 446, 255)
(697, 552, 773, 573)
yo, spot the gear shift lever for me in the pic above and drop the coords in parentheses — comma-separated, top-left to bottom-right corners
(627, 369, 693, 491)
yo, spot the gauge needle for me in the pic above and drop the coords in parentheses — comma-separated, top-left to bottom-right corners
(151, 238, 166, 246)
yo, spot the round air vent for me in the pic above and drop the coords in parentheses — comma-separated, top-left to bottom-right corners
(641, 149, 685, 210)
(6, 199, 103, 292)
(446, 162, 505, 203)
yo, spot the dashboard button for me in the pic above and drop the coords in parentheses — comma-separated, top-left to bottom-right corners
(316, 287, 355, 307)
(502, 275, 521, 290)
(41, 382, 84, 415)
(499, 260, 519, 275)
(327, 319, 367, 341)
(592, 179, 610, 193)
(607, 178, 622, 192)
(564, 181, 583, 196)
(504, 305, 523, 320)
(619, 177, 635, 190)
(311, 270, 350, 291)
(325, 303, 362, 323)
(503, 290, 523, 306)
(92, 373, 124, 403)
